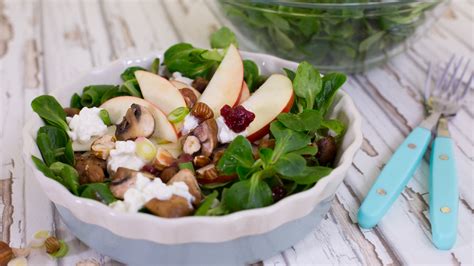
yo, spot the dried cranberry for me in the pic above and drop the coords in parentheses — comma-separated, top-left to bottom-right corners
(220, 105, 255, 133)
(141, 164, 160, 176)
(177, 153, 193, 164)
(272, 185, 287, 202)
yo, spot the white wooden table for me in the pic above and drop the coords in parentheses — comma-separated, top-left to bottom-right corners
(1, 0, 472, 265)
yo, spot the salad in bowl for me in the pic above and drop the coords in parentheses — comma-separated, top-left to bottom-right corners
(30, 28, 348, 219)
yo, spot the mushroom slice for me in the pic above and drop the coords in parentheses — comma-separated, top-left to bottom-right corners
(64, 107, 80, 117)
(116, 104, 155, 141)
(145, 195, 193, 218)
(168, 169, 202, 206)
(91, 134, 116, 160)
(109, 167, 139, 199)
(192, 119, 218, 157)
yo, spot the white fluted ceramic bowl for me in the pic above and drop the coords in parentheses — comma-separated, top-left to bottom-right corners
(23, 51, 363, 265)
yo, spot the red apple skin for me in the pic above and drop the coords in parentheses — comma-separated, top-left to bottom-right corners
(246, 92, 294, 142)
(196, 174, 238, 185)
(237, 82, 251, 105)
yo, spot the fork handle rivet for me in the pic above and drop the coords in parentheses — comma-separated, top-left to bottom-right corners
(440, 206, 451, 213)
(377, 188, 387, 196)
(408, 143, 417, 149)
(439, 154, 449, 160)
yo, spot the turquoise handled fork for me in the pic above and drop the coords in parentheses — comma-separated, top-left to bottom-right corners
(358, 55, 472, 249)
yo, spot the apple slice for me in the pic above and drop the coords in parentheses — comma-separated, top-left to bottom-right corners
(169, 80, 202, 98)
(135, 70, 186, 115)
(100, 96, 178, 143)
(238, 82, 250, 104)
(240, 74, 294, 142)
(198, 44, 243, 116)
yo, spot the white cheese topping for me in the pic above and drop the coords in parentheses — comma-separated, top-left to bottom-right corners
(107, 141, 146, 173)
(109, 173, 195, 213)
(216, 116, 248, 143)
(170, 72, 194, 86)
(182, 114, 199, 135)
(67, 107, 108, 143)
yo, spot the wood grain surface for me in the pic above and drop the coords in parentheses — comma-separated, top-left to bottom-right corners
(0, 0, 472, 265)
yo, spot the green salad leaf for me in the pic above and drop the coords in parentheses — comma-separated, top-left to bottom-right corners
(293, 61, 322, 110)
(281, 166, 332, 185)
(31, 155, 64, 184)
(80, 85, 121, 107)
(220, 1, 437, 71)
(164, 43, 222, 79)
(49, 162, 80, 195)
(80, 183, 117, 204)
(217, 135, 255, 175)
(224, 174, 273, 212)
(277, 109, 322, 132)
(210, 26, 238, 49)
(317, 73, 347, 115)
(194, 190, 219, 216)
(36, 126, 74, 166)
(121, 66, 146, 81)
(31, 95, 68, 132)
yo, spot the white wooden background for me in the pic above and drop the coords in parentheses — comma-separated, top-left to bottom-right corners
(0, 0, 472, 265)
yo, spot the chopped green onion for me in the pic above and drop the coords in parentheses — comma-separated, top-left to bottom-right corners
(50, 240, 68, 258)
(120, 79, 142, 98)
(99, 109, 112, 126)
(194, 191, 218, 216)
(167, 107, 189, 123)
(150, 58, 160, 74)
(179, 162, 194, 173)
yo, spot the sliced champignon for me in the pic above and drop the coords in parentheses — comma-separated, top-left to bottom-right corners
(91, 134, 116, 160)
(182, 135, 201, 155)
(168, 169, 202, 206)
(109, 167, 139, 199)
(145, 195, 193, 218)
(159, 166, 179, 183)
(64, 107, 80, 117)
(192, 119, 218, 157)
(191, 77, 209, 93)
(75, 153, 106, 185)
(179, 88, 198, 108)
(152, 147, 176, 170)
(116, 104, 155, 141)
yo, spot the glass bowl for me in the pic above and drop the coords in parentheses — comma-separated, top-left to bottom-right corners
(218, 0, 448, 73)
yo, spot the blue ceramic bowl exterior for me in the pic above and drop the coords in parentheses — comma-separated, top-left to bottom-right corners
(56, 197, 332, 265)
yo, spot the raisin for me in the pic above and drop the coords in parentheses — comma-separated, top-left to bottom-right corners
(141, 164, 160, 176)
(272, 185, 287, 202)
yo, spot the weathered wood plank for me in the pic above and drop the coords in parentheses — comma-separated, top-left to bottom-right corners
(0, 0, 38, 250)
(39, 0, 116, 264)
(161, 0, 221, 48)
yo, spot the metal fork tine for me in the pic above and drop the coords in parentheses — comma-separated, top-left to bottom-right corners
(452, 58, 471, 94)
(456, 72, 473, 102)
(424, 62, 433, 101)
(435, 55, 455, 95)
(444, 57, 464, 99)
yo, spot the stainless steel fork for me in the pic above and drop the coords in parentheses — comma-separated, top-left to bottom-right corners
(358, 55, 472, 250)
